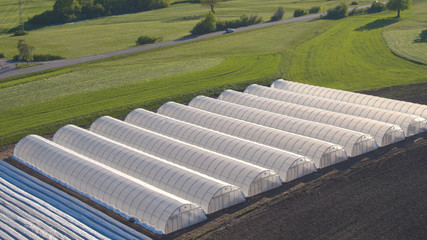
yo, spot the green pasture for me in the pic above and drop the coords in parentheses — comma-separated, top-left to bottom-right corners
(382, 0, 427, 65)
(0, 0, 367, 59)
(0, 54, 282, 144)
(289, 15, 427, 91)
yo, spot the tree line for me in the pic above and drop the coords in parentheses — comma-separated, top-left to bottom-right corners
(29, 0, 170, 25)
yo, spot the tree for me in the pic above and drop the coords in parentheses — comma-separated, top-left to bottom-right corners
(387, 0, 411, 18)
(270, 6, 285, 21)
(17, 40, 35, 63)
(201, 0, 221, 14)
(53, 0, 82, 23)
(190, 11, 216, 35)
(293, 9, 307, 17)
(325, 3, 348, 19)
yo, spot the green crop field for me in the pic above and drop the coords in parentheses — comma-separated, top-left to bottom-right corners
(1, 0, 427, 146)
(0, 0, 366, 59)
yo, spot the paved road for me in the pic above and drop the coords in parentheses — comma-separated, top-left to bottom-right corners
(0, 13, 325, 80)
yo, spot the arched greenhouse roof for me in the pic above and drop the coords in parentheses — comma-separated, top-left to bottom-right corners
(13, 135, 206, 234)
(125, 108, 316, 182)
(189, 96, 378, 157)
(272, 79, 427, 119)
(90, 116, 282, 197)
(158, 102, 348, 168)
(53, 125, 245, 214)
(219, 90, 405, 147)
(245, 84, 426, 137)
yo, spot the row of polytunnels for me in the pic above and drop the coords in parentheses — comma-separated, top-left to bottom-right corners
(13, 80, 427, 235)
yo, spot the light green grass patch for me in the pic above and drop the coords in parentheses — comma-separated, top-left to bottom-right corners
(0, 58, 223, 110)
(380, 0, 427, 65)
(288, 13, 427, 91)
(0, 54, 282, 145)
(383, 29, 427, 65)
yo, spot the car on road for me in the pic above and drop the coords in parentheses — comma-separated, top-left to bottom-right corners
(225, 28, 235, 33)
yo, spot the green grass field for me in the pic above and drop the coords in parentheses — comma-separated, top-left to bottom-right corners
(0, 0, 426, 146)
(381, 1, 427, 65)
(288, 12, 427, 90)
(0, 0, 366, 58)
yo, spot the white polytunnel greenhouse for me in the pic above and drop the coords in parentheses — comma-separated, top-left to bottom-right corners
(12, 135, 207, 234)
(219, 90, 405, 147)
(245, 84, 427, 137)
(272, 79, 427, 119)
(125, 108, 316, 182)
(90, 116, 282, 197)
(53, 125, 245, 214)
(189, 96, 378, 157)
(157, 102, 348, 168)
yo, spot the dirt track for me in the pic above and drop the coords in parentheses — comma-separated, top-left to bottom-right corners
(1, 82, 426, 240)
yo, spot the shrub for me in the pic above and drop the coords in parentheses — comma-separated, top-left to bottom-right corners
(325, 3, 348, 19)
(293, 9, 307, 17)
(348, 7, 367, 16)
(14, 29, 28, 36)
(33, 54, 64, 61)
(216, 14, 262, 31)
(149, 0, 170, 9)
(0, 49, 4, 58)
(350, 1, 359, 5)
(239, 14, 263, 26)
(28, 10, 54, 25)
(270, 6, 285, 21)
(13, 54, 65, 61)
(190, 11, 216, 35)
(367, 1, 386, 13)
(309, 6, 321, 14)
(136, 35, 162, 45)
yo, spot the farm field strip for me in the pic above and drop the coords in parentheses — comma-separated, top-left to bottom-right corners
(0, 160, 151, 240)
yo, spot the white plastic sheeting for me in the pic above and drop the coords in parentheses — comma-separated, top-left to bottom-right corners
(13, 135, 207, 234)
(189, 96, 378, 157)
(245, 84, 427, 137)
(0, 161, 150, 240)
(219, 90, 405, 147)
(0, 176, 109, 240)
(125, 108, 316, 182)
(272, 79, 427, 119)
(90, 116, 281, 197)
(53, 125, 245, 214)
(158, 102, 348, 168)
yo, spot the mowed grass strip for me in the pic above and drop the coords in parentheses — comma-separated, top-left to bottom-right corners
(0, 54, 282, 145)
(288, 12, 427, 91)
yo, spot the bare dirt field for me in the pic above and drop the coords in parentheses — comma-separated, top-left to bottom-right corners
(1, 82, 426, 240)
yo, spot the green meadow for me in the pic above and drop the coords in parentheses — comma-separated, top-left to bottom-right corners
(0, 0, 426, 145)
(0, 0, 367, 58)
